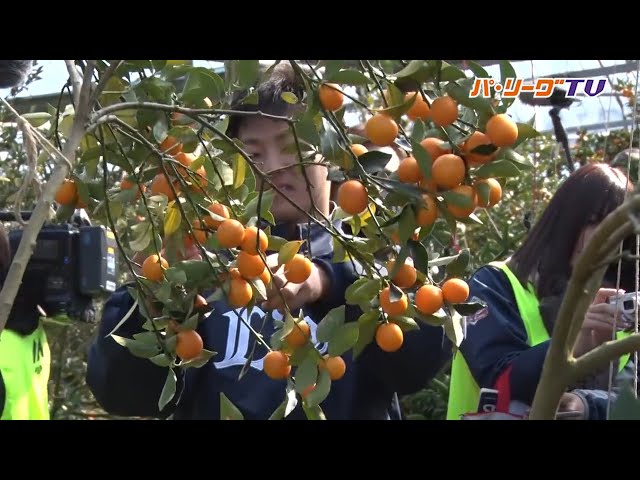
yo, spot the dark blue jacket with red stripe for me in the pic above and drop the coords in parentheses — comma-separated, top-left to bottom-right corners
(461, 264, 637, 420)
(86, 221, 451, 420)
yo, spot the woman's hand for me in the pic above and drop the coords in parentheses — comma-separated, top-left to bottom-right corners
(574, 288, 625, 357)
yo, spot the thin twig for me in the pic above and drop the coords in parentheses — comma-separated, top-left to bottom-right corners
(89, 60, 124, 106)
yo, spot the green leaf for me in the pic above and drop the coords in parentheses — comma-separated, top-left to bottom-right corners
(445, 82, 493, 115)
(323, 60, 344, 79)
(411, 119, 426, 144)
(328, 322, 359, 357)
(296, 115, 321, 147)
(149, 354, 172, 368)
(353, 310, 380, 359)
(409, 240, 429, 275)
(499, 60, 517, 109)
(513, 122, 541, 149)
(281, 91, 299, 104)
(345, 278, 382, 309)
(182, 348, 216, 368)
(466, 61, 489, 78)
(327, 69, 373, 86)
(440, 65, 467, 82)
(220, 392, 245, 420)
(394, 60, 430, 81)
(237, 60, 260, 88)
(242, 189, 275, 225)
(358, 151, 392, 175)
(278, 241, 305, 265)
(303, 403, 326, 420)
(474, 159, 521, 179)
(316, 305, 346, 343)
(133, 331, 159, 344)
(470, 143, 499, 156)
(411, 140, 433, 179)
(181, 68, 225, 106)
(377, 89, 419, 119)
(445, 248, 470, 277)
(294, 355, 319, 394)
(476, 181, 491, 206)
(139, 77, 175, 103)
(278, 310, 296, 341)
(444, 312, 464, 347)
(428, 254, 460, 268)
(305, 368, 331, 408)
(153, 116, 169, 143)
(398, 205, 417, 244)
(176, 259, 215, 283)
(111, 335, 161, 359)
(414, 310, 448, 327)
(500, 147, 533, 169)
(453, 301, 487, 316)
(388, 245, 410, 281)
(267, 235, 287, 253)
(158, 368, 177, 412)
(22, 112, 52, 128)
(268, 398, 288, 420)
(393, 316, 420, 332)
(164, 267, 188, 285)
(441, 190, 474, 209)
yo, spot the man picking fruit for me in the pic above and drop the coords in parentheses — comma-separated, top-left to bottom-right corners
(86, 62, 451, 420)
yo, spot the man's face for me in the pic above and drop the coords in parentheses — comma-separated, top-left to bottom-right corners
(238, 117, 331, 225)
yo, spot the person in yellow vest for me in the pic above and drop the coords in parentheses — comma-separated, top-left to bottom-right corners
(448, 163, 637, 420)
(0, 225, 50, 420)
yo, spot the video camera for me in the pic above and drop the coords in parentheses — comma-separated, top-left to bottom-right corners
(4, 211, 118, 324)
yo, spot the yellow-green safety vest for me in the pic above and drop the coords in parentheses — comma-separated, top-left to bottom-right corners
(0, 324, 50, 420)
(447, 261, 630, 420)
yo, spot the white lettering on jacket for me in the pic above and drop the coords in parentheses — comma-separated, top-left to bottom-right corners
(213, 307, 328, 371)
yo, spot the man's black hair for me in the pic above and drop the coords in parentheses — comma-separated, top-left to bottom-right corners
(226, 62, 306, 139)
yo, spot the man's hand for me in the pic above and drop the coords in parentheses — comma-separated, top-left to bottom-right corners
(261, 253, 330, 313)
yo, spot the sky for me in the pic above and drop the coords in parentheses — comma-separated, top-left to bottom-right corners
(2, 60, 637, 141)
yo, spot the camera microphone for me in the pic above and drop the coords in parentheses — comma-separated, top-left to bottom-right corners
(0, 60, 33, 89)
(519, 86, 576, 110)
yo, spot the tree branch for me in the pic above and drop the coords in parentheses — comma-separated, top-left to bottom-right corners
(65, 61, 82, 107)
(90, 102, 291, 127)
(0, 72, 94, 336)
(572, 333, 640, 381)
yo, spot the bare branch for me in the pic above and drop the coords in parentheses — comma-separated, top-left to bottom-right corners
(572, 333, 640, 381)
(90, 102, 292, 127)
(64, 60, 82, 107)
(13, 117, 38, 226)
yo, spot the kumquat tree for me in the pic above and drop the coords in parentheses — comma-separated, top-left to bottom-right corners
(2, 59, 640, 420)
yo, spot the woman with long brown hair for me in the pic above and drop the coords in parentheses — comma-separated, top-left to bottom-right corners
(447, 162, 638, 420)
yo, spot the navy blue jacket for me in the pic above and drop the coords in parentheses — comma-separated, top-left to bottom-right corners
(86, 221, 451, 420)
(462, 264, 637, 420)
